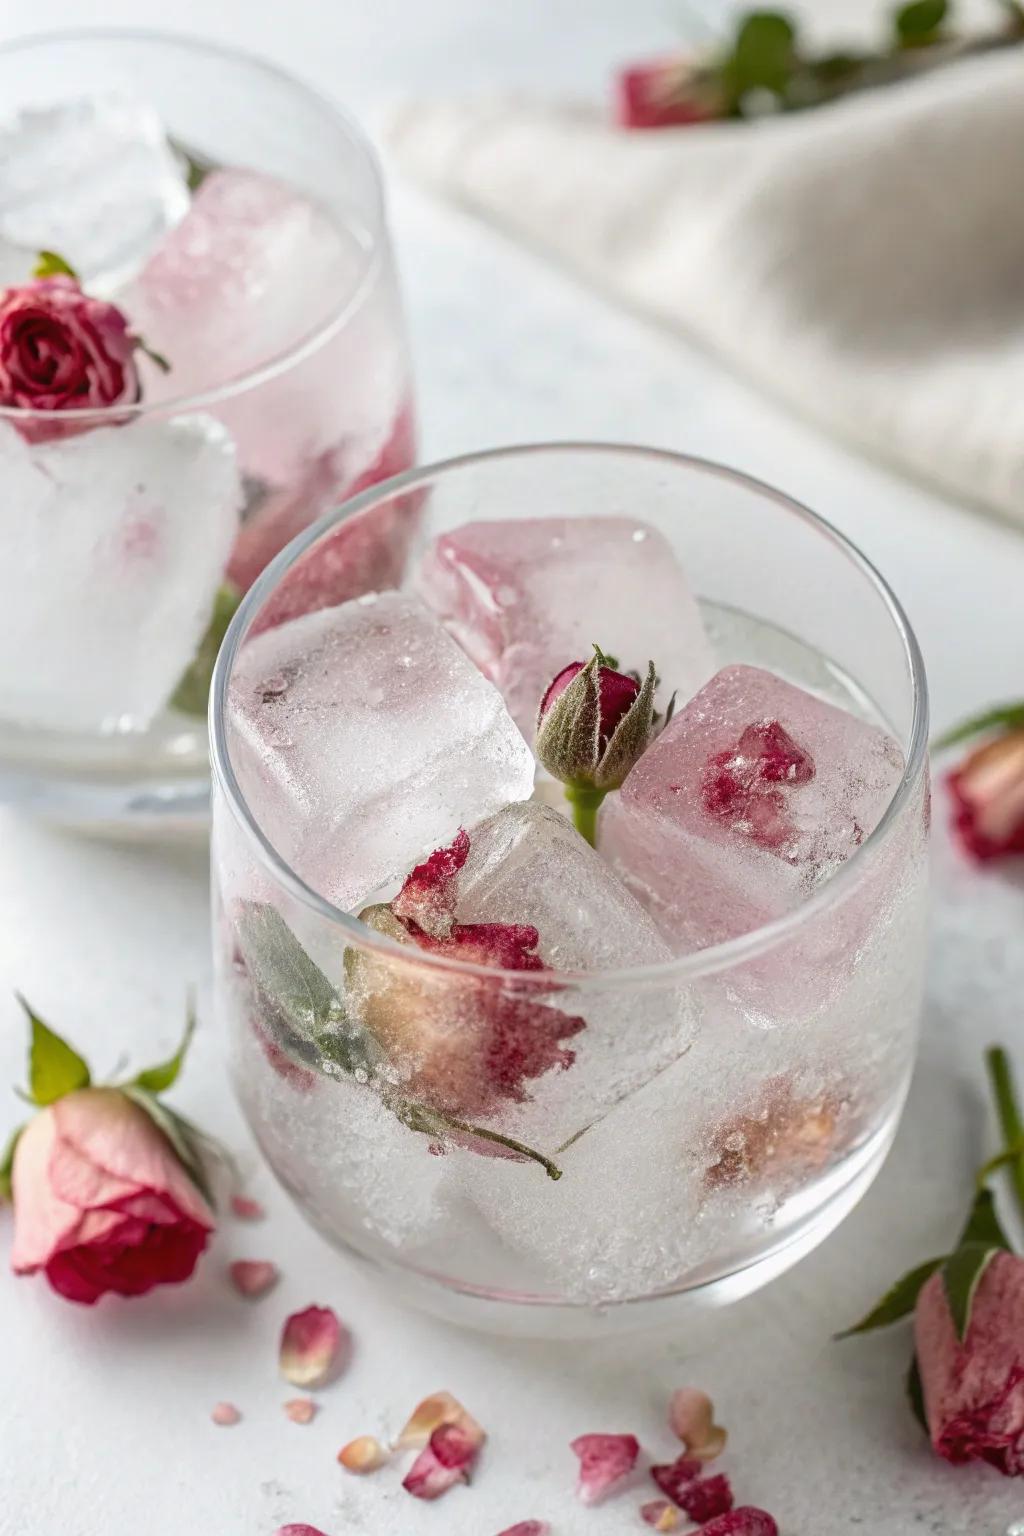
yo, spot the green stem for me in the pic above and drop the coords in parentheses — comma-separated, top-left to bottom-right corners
(564, 783, 606, 848)
(985, 1046, 1024, 1223)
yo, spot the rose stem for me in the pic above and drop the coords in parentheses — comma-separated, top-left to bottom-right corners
(563, 784, 605, 848)
(985, 1046, 1024, 1223)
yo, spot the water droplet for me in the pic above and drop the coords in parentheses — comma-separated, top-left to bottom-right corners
(632, 528, 648, 542)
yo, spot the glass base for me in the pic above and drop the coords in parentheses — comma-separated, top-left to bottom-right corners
(0, 760, 210, 836)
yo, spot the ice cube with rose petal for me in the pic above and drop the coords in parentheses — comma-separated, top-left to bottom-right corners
(227, 592, 535, 911)
(600, 663, 904, 951)
(454, 800, 699, 1147)
(417, 516, 715, 739)
(0, 414, 241, 732)
(0, 96, 189, 289)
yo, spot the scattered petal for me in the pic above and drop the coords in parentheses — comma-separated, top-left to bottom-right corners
(497, 1524, 550, 1536)
(229, 1259, 279, 1298)
(403, 1422, 482, 1500)
(231, 1193, 265, 1220)
(675, 1473, 734, 1522)
(280, 1305, 346, 1388)
(690, 1423, 728, 1461)
(699, 1511, 778, 1536)
(275, 1527, 329, 1536)
(667, 1386, 729, 1462)
(395, 1390, 485, 1450)
(641, 1502, 681, 1531)
(338, 1435, 390, 1473)
(211, 1401, 241, 1426)
(284, 1398, 318, 1425)
(650, 1453, 702, 1505)
(571, 1433, 640, 1505)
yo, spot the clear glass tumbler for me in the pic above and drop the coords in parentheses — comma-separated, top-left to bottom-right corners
(0, 31, 415, 829)
(211, 444, 929, 1337)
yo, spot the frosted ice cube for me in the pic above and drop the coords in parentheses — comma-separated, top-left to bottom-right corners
(227, 592, 535, 910)
(600, 663, 904, 950)
(0, 96, 189, 290)
(417, 516, 715, 739)
(0, 414, 241, 733)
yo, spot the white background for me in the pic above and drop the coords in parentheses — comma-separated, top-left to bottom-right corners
(1, 3, 1023, 1534)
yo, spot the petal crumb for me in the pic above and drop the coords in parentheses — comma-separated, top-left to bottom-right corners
(641, 1502, 682, 1531)
(668, 1387, 728, 1460)
(496, 1524, 550, 1536)
(700, 1511, 778, 1536)
(229, 1260, 279, 1298)
(675, 1473, 734, 1522)
(570, 1433, 640, 1505)
(338, 1435, 390, 1473)
(650, 1453, 702, 1505)
(275, 1527, 329, 1536)
(280, 1305, 347, 1388)
(231, 1194, 265, 1220)
(395, 1390, 485, 1450)
(284, 1398, 318, 1425)
(211, 1401, 241, 1426)
(403, 1423, 483, 1500)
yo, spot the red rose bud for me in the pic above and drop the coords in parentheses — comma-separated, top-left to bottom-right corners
(914, 1250, 1024, 1474)
(0, 274, 141, 440)
(614, 58, 725, 129)
(948, 729, 1024, 862)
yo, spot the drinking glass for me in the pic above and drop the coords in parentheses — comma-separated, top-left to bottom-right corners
(0, 31, 415, 829)
(210, 444, 929, 1337)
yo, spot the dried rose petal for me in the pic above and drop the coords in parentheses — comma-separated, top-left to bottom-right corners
(392, 827, 470, 937)
(641, 1501, 681, 1530)
(650, 1453, 701, 1504)
(229, 1259, 279, 1298)
(279, 1305, 346, 1388)
(338, 1435, 390, 1473)
(570, 1433, 640, 1505)
(403, 1423, 481, 1500)
(211, 1401, 241, 1426)
(275, 1527, 330, 1536)
(668, 1388, 728, 1460)
(231, 1194, 265, 1220)
(496, 1524, 550, 1536)
(395, 1390, 484, 1450)
(699, 1510, 778, 1536)
(284, 1398, 318, 1425)
(676, 1473, 733, 1522)
(706, 1076, 841, 1191)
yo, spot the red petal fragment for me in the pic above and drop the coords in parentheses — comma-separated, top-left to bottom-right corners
(641, 1501, 681, 1530)
(429, 1421, 479, 1470)
(700, 1511, 779, 1536)
(211, 1401, 241, 1426)
(392, 828, 471, 937)
(701, 718, 814, 854)
(279, 1305, 346, 1388)
(497, 1524, 550, 1536)
(676, 1473, 734, 1522)
(275, 1527, 330, 1536)
(570, 1433, 640, 1505)
(650, 1453, 702, 1505)
(402, 1425, 481, 1501)
(284, 1398, 318, 1424)
(338, 1435, 390, 1473)
(229, 1259, 279, 1298)
(230, 1194, 265, 1220)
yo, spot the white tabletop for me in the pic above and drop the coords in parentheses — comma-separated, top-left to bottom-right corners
(1, 4, 1023, 1534)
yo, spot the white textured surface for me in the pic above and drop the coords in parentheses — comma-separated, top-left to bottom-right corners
(1, 3, 1024, 1535)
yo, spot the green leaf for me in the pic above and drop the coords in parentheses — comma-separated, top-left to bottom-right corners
(397, 1101, 563, 1182)
(131, 1000, 196, 1094)
(958, 1185, 1013, 1251)
(894, 0, 948, 44)
(907, 1353, 928, 1432)
(836, 1257, 944, 1338)
(941, 1243, 999, 1341)
(33, 249, 77, 279)
(124, 1088, 216, 1207)
(169, 583, 241, 718)
(20, 996, 90, 1106)
(932, 701, 1024, 752)
(0, 1124, 25, 1202)
(726, 11, 799, 102)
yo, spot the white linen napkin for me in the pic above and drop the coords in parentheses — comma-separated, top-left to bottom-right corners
(387, 52, 1024, 529)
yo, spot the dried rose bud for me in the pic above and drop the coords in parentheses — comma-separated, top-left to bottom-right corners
(614, 58, 726, 128)
(948, 729, 1024, 862)
(914, 1249, 1024, 1473)
(705, 1076, 842, 1191)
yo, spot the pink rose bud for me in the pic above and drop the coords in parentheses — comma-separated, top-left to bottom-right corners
(947, 729, 1024, 862)
(915, 1250, 1024, 1473)
(0, 274, 141, 440)
(535, 649, 657, 795)
(614, 58, 724, 129)
(10, 1087, 213, 1304)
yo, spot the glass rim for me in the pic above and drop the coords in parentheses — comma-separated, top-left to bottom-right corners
(210, 440, 930, 991)
(0, 26, 386, 420)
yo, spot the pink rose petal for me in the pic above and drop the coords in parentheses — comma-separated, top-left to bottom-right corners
(570, 1433, 640, 1505)
(338, 1435, 390, 1473)
(403, 1422, 482, 1500)
(650, 1452, 702, 1505)
(700, 1511, 779, 1536)
(675, 1473, 734, 1522)
(395, 1390, 485, 1449)
(229, 1259, 279, 1298)
(280, 1305, 346, 1388)
(497, 1524, 550, 1536)
(211, 1401, 241, 1426)
(231, 1194, 265, 1220)
(641, 1502, 681, 1531)
(275, 1527, 330, 1536)
(284, 1398, 318, 1424)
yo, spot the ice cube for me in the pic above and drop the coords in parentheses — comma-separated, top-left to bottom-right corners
(227, 592, 535, 910)
(0, 96, 189, 290)
(417, 516, 715, 740)
(0, 414, 241, 733)
(453, 801, 699, 1147)
(600, 664, 904, 950)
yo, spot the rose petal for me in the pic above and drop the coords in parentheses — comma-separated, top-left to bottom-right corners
(395, 1390, 485, 1450)
(279, 1305, 346, 1388)
(229, 1260, 279, 1298)
(230, 1194, 265, 1220)
(338, 1435, 390, 1473)
(650, 1453, 702, 1505)
(570, 1433, 640, 1505)
(402, 1424, 482, 1500)
(668, 1387, 714, 1445)
(284, 1398, 318, 1425)
(496, 1524, 550, 1536)
(211, 1401, 241, 1426)
(275, 1527, 330, 1536)
(675, 1473, 734, 1522)
(699, 1510, 778, 1536)
(689, 1424, 728, 1461)
(641, 1502, 681, 1531)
